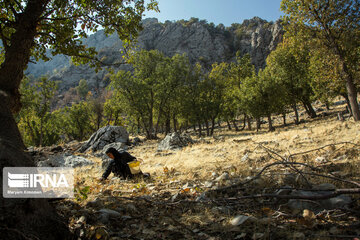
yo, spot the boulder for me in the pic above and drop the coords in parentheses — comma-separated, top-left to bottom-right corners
(157, 132, 193, 151)
(286, 184, 352, 212)
(37, 154, 93, 168)
(102, 142, 128, 154)
(79, 125, 129, 152)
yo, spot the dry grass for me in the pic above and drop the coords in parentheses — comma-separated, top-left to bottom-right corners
(57, 102, 360, 239)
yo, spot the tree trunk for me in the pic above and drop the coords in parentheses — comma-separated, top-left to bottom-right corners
(303, 100, 317, 118)
(336, 49, 360, 121)
(210, 117, 216, 136)
(172, 113, 177, 133)
(226, 120, 232, 130)
(165, 117, 171, 135)
(247, 116, 252, 130)
(292, 103, 299, 125)
(240, 114, 246, 131)
(342, 94, 353, 115)
(232, 119, 239, 131)
(198, 122, 202, 138)
(325, 101, 330, 111)
(0, 95, 72, 239)
(256, 117, 261, 131)
(267, 113, 275, 132)
(282, 113, 287, 126)
(307, 102, 317, 118)
(345, 77, 360, 121)
(205, 121, 210, 136)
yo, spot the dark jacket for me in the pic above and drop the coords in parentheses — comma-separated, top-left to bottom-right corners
(102, 151, 136, 180)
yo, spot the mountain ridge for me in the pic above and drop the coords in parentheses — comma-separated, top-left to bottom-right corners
(25, 17, 284, 92)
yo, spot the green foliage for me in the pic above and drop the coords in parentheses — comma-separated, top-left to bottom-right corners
(281, 0, 360, 120)
(59, 101, 93, 141)
(240, 69, 284, 120)
(266, 42, 314, 109)
(76, 79, 89, 100)
(17, 76, 60, 147)
(109, 50, 191, 138)
(75, 186, 90, 201)
(0, 0, 159, 69)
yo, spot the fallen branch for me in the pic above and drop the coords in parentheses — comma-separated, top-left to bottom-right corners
(207, 161, 319, 193)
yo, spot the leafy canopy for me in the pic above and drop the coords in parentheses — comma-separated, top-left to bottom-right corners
(0, 0, 158, 67)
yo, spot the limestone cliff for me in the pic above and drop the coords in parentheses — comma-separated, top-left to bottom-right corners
(26, 17, 283, 92)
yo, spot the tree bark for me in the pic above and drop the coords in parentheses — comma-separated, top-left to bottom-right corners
(292, 103, 299, 125)
(0, 96, 72, 239)
(345, 79, 360, 120)
(267, 113, 275, 132)
(232, 119, 239, 131)
(226, 120, 232, 130)
(342, 94, 353, 115)
(282, 113, 287, 126)
(247, 116, 252, 130)
(205, 121, 210, 136)
(256, 117, 261, 131)
(240, 114, 246, 131)
(198, 122, 202, 138)
(302, 100, 317, 118)
(172, 113, 177, 133)
(210, 117, 216, 136)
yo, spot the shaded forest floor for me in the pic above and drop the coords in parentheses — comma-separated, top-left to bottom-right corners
(50, 100, 360, 240)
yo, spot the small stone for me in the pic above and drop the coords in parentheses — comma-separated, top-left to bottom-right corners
(211, 172, 218, 178)
(171, 193, 179, 202)
(235, 233, 246, 239)
(215, 172, 230, 182)
(293, 232, 305, 240)
(204, 181, 213, 188)
(252, 233, 264, 239)
(76, 216, 86, 224)
(230, 215, 250, 226)
(315, 156, 326, 163)
(98, 208, 121, 217)
(241, 153, 249, 162)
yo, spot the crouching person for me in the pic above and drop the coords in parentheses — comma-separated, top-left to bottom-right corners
(99, 147, 149, 181)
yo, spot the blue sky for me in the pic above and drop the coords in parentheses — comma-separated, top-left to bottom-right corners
(144, 0, 284, 26)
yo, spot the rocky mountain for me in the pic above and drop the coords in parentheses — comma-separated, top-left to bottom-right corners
(25, 17, 283, 92)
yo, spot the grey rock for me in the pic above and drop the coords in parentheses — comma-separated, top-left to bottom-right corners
(102, 142, 128, 154)
(313, 183, 336, 191)
(37, 154, 93, 167)
(79, 125, 129, 152)
(215, 172, 230, 182)
(97, 208, 121, 224)
(287, 187, 352, 212)
(157, 132, 193, 151)
(230, 215, 251, 226)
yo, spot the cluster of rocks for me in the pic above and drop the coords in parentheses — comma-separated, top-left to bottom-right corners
(36, 125, 134, 168)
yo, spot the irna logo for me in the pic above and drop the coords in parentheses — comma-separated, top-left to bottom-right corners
(8, 172, 69, 188)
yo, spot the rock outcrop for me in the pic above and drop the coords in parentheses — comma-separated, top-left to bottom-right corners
(79, 125, 129, 153)
(158, 132, 193, 151)
(26, 17, 283, 93)
(37, 154, 93, 168)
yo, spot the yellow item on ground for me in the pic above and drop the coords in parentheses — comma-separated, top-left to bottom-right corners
(128, 160, 141, 174)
